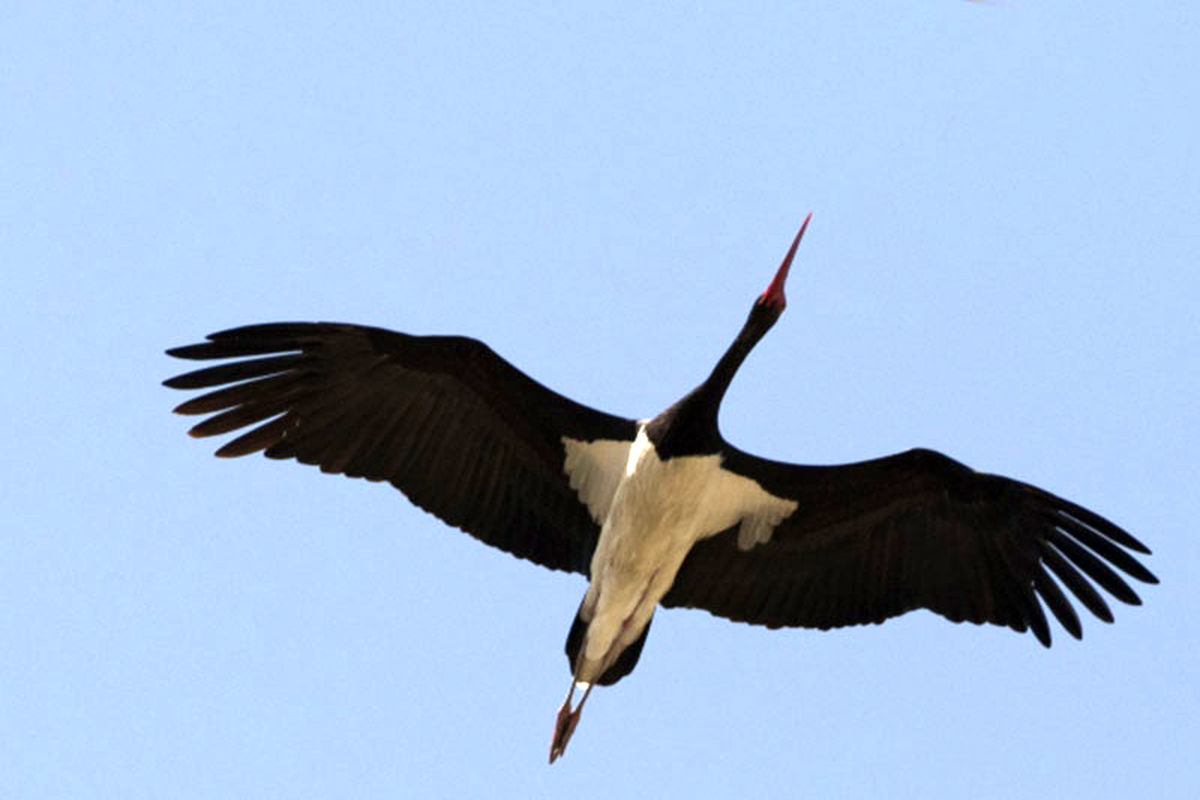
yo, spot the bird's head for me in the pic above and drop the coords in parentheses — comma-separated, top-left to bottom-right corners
(751, 212, 812, 326)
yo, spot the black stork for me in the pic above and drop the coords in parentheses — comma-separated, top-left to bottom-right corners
(164, 214, 1156, 763)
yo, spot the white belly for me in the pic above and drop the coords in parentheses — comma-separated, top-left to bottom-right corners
(562, 426, 796, 682)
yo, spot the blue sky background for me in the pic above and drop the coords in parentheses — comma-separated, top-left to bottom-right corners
(3, 2, 1197, 797)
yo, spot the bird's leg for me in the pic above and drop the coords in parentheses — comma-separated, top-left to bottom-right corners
(548, 680, 593, 764)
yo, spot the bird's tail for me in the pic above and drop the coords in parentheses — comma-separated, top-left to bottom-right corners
(564, 602, 653, 686)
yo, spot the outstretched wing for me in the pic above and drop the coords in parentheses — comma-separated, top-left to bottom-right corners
(662, 447, 1156, 645)
(165, 322, 639, 575)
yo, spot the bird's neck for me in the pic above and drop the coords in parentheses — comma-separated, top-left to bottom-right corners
(647, 311, 773, 459)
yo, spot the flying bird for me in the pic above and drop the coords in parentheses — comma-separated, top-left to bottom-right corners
(164, 215, 1156, 763)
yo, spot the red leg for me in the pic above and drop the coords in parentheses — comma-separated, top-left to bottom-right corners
(548, 682, 593, 763)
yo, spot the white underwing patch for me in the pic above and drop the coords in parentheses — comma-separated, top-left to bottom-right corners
(563, 428, 797, 545)
(562, 435, 634, 523)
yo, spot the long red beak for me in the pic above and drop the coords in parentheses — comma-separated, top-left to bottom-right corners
(760, 212, 812, 310)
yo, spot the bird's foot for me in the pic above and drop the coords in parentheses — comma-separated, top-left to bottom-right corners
(548, 681, 592, 764)
(548, 700, 582, 764)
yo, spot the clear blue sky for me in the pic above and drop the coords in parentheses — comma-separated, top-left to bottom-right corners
(3, 3, 1197, 798)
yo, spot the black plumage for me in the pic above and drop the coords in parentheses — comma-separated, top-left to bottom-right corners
(167, 323, 636, 575)
(663, 446, 1154, 645)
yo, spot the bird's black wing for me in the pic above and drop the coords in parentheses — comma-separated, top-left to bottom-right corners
(661, 447, 1156, 645)
(165, 322, 639, 575)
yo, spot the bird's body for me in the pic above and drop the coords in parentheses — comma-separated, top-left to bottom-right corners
(165, 215, 1156, 763)
(567, 425, 797, 684)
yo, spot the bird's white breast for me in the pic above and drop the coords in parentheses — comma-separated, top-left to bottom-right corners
(562, 426, 796, 678)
